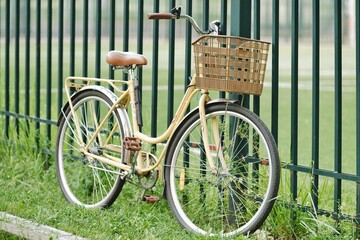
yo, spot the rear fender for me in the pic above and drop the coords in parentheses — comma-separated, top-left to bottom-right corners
(57, 86, 133, 163)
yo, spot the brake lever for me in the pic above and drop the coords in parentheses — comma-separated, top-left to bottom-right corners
(208, 20, 221, 35)
(170, 6, 181, 19)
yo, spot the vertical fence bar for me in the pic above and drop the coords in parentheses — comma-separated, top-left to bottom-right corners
(109, 0, 115, 81)
(271, 0, 279, 143)
(219, 0, 227, 99)
(203, 0, 209, 30)
(4, 0, 10, 138)
(151, 0, 159, 145)
(14, 0, 20, 135)
(334, 0, 342, 222)
(220, 0, 227, 35)
(42, 0, 52, 168)
(253, 2, 260, 39)
(230, 0, 251, 108)
(25, 0, 31, 134)
(69, 0, 76, 77)
(58, 0, 64, 114)
(0, 5, 1, 61)
(252, 0, 261, 193)
(46, 0, 52, 151)
(311, 0, 320, 212)
(253, 0, 260, 116)
(35, 0, 41, 144)
(167, 0, 176, 127)
(182, 0, 193, 195)
(185, 0, 192, 88)
(83, 0, 89, 78)
(291, 0, 299, 203)
(356, 0, 360, 233)
(198, 0, 208, 194)
(229, 0, 249, 101)
(137, 0, 144, 131)
(95, 0, 101, 79)
(94, 0, 101, 119)
(137, 0, 144, 91)
(122, 0, 129, 84)
(229, 0, 251, 222)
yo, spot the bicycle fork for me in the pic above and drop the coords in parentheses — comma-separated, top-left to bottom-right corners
(198, 92, 229, 176)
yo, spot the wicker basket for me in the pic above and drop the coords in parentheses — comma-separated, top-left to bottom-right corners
(193, 35, 270, 95)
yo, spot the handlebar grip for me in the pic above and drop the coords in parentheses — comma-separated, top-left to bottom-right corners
(147, 13, 174, 19)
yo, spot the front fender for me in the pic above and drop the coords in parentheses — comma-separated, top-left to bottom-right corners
(165, 98, 239, 157)
(176, 98, 239, 133)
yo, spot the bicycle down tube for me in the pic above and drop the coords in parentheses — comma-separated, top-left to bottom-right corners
(63, 72, 224, 175)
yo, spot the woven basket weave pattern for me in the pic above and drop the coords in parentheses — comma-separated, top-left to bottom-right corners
(193, 36, 270, 95)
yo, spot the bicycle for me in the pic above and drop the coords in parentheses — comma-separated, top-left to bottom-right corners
(56, 7, 280, 237)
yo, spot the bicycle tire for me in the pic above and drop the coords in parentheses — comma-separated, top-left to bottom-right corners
(164, 102, 280, 237)
(56, 89, 127, 208)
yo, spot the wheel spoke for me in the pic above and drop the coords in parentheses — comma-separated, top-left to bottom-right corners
(56, 91, 126, 208)
(165, 104, 280, 237)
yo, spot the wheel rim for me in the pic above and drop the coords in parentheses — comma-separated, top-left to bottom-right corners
(57, 95, 124, 208)
(167, 109, 276, 236)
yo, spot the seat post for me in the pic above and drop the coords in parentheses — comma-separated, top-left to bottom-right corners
(124, 64, 136, 81)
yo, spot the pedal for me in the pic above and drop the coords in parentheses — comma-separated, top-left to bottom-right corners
(142, 194, 160, 204)
(124, 137, 141, 151)
(140, 189, 160, 204)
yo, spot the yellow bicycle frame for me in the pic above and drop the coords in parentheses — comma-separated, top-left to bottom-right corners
(63, 67, 227, 175)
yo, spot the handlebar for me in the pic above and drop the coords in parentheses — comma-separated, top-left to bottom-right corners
(147, 6, 220, 36)
(147, 13, 174, 20)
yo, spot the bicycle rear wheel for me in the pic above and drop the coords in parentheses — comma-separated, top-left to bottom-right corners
(56, 89, 127, 208)
(164, 102, 280, 237)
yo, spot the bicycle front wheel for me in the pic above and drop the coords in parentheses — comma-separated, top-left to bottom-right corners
(164, 102, 280, 237)
(56, 89, 127, 208)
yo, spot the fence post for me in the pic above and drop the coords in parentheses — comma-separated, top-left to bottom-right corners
(290, 0, 299, 208)
(4, 0, 10, 138)
(356, 0, 360, 235)
(95, 0, 101, 79)
(15, 0, 20, 136)
(334, 0, 343, 226)
(35, 0, 41, 147)
(58, 0, 64, 115)
(167, 0, 176, 127)
(137, 0, 144, 93)
(311, 0, 320, 214)
(272, 0, 279, 143)
(253, 0, 260, 116)
(25, 0, 31, 134)
(45, 0, 52, 169)
(83, 0, 89, 78)
(122, 0, 129, 87)
(228, 0, 252, 225)
(230, 0, 251, 105)
(151, 0, 159, 150)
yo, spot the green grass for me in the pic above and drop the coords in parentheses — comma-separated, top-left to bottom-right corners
(0, 231, 26, 240)
(0, 127, 358, 239)
(0, 128, 199, 239)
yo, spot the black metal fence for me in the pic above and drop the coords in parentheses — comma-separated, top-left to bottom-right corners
(1, 0, 360, 230)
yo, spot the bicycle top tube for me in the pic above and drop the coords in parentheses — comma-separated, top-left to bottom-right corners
(148, 6, 220, 36)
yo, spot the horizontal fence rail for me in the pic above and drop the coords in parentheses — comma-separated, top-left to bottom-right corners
(0, 0, 360, 233)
